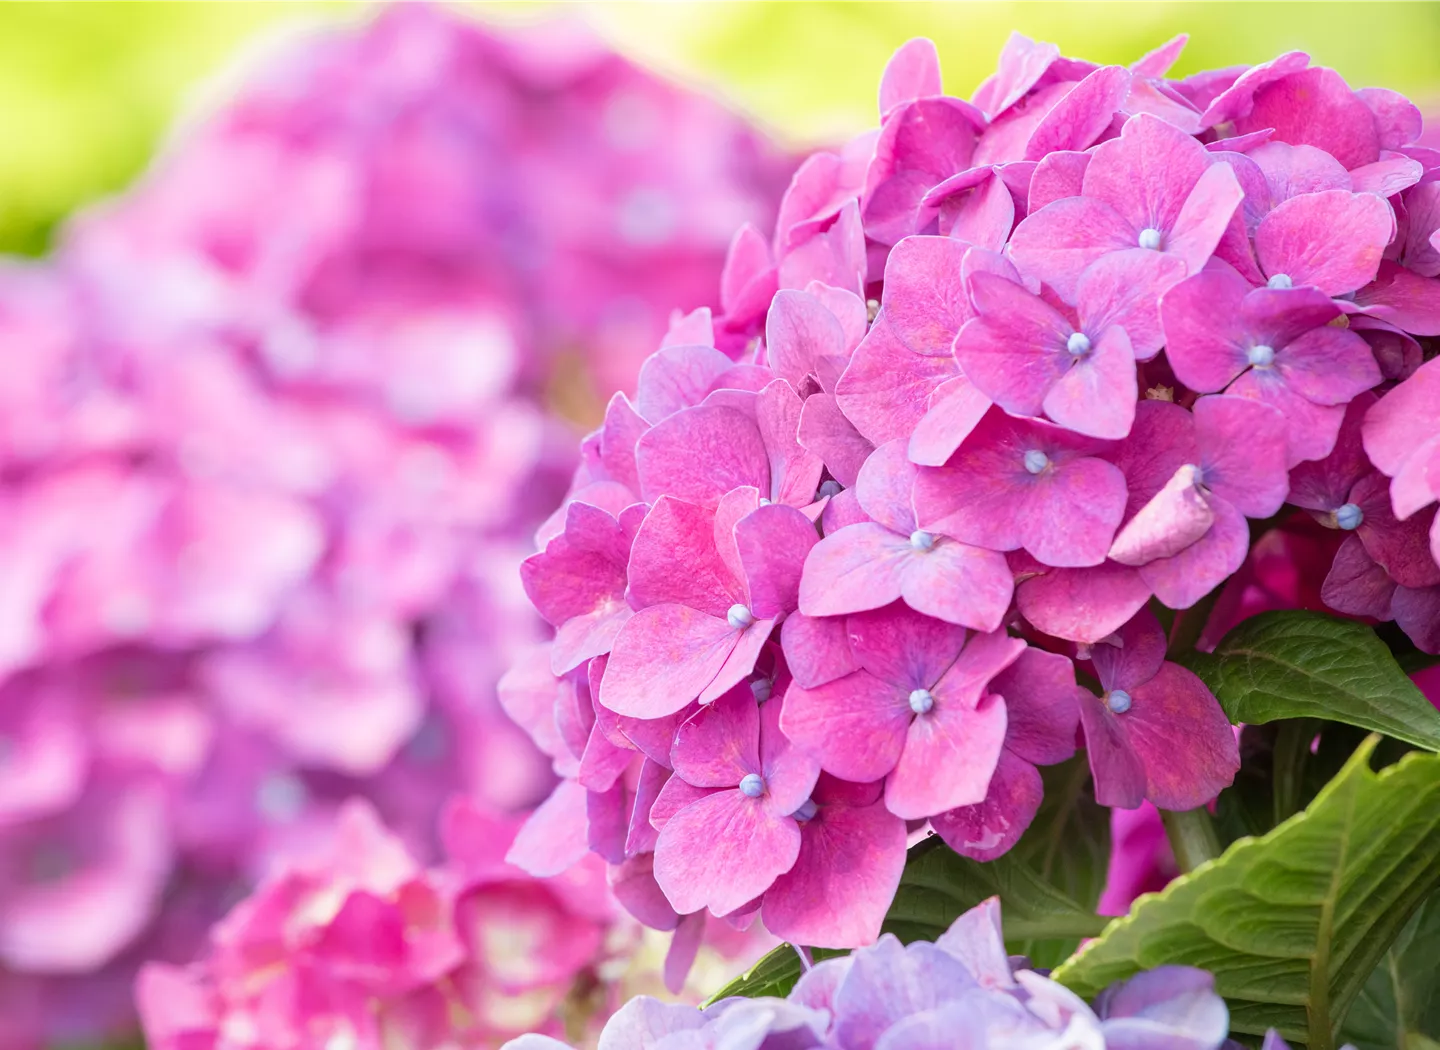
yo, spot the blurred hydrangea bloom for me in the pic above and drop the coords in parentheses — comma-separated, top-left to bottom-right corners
(0, 4, 786, 1045)
(502, 897, 1231, 1050)
(504, 28, 1440, 960)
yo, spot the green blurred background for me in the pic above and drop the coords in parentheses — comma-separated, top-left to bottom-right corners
(3, 1, 1439, 257)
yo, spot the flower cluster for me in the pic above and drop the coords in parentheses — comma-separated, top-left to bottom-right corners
(501, 897, 1233, 1050)
(138, 799, 630, 1049)
(509, 30, 1440, 956)
(0, 5, 784, 1046)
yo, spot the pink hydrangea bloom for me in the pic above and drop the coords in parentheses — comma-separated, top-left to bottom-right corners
(504, 28, 1439, 955)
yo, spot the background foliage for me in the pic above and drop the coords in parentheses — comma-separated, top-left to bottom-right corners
(3, 2, 1439, 254)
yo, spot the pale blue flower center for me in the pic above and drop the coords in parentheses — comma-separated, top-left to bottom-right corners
(751, 677, 773, 703)
(1024, 449, 1050, 475)
(1336, 503, 1364, 530)
(1247, 344, 1276, 368)
(1137, 228, 1163, 250)
(817, 480, 843, 499)
(1267, 273, 1293, 290)
(1066, 331, 1092, 357)
(256, 773, 309, 822)
(759, 497, 772, 506)
(792, 798, 818, 822)
(1106, 689, 1133, 714)
(739, 773, 766, 797)
(727, 604, 755, 630)
(909, 529, 936, 551)
(909, 688, 935, 715)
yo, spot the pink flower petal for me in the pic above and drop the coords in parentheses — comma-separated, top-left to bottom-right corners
(737, 502, 819, 619)
(1041, 325, 1138, 440)
(880, 38, 943, 115)
(799, 524, 910, 619)
(835, 314, 957, 446)
(601, 605, 739, 718)
(846, 601, 968, 689)
(1194, 394, 1290, 518)
(1109, 465, 1216, 566)
(780, 611, 859, 689)
(1078, 692, 1148, 810)
(799, 393, 874, 487)
(1235, 67, 1380, 169)
(900, 538, 1014, 633)
(506, 780, 590, 877)
(1124, 662, 1240, 810)
(908, 375, 992, 468)
(1139, 496, 1250, 609)
(954, 271, 1073, 418)
(885, 692, 1008, 818)
(766, 289, 847, 393)
(781, 670, 911, 784)
(990, 647, 1082, 766)
(1024, 65, 1131, 160)
(671, 687, 761, 788)
(1076, 249, 1186, 361)
(653, 790, 800, 916)
(1007, 195, 1136, 304)
(883, 236, 977, 356)
(1027, 150, 1091, 213)
(627, 496, 742, 616)
(931, 749, 1043, 861)
(1255, 190, 1392, 296)
(1016, 561, 1152, 644)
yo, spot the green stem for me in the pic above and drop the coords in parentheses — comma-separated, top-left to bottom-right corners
(1166, 585, 1224, 658)
(1272, 719, 1315, 828)
(1162, 806, 1223, 873)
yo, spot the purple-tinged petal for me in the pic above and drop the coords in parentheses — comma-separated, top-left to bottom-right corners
(835, 314, 957, 446)
(737, 502, 819, 620)
(1077, 250, 1187, 361)
(628, 496, 742, 616)
(601, 605, 739, 719)
(1352, 261, 1440, 336)
(883, 236, 976, 357)
(1079, 691, 1148, 810)
(1289, 393, 1376, 513)
(880, 38, 943, 116)
(864, 100, 984, 245)
(1125, 663, 1240, 810)
(856, 440, 921, 534)
(1359, 87, 1422, 149)
(974, 32, 1061, 119)
(781, 670, 911, 784)
(1107, 400, 1201, 519)
(1016, 562, 1152, 644)
(767, 289, 847, 393)
(589, 781, 630, 864)
(1159, 268, 1254, 392)
(626, 760, 669, 855)
(932, 749, 1043, 861)
(1194, 395, 1291, 518)
(1140, 497, 1250, 609)
(846, 602, 968, 686)
(887, 692, 1008, 820)
(671, 688, 761, 788)
(1198, 51, 1311, 128)
(1022, 455, 1130, 567)
(832, 937, 979, 1050)
(698, 616, 777, 706)
(1166, 161, 1246, 275)
(1250, 141, 1350, 203)
(799, 524, 910, 619)
(1362, 356, 1440, 478)
(1255, 190, 1392, 296)
(1025, 65, 1131, 160)
(1091, 607, 1168, 692)
(1042, 325, 1138, 440)
(1028, 150, 1091, 213)
(1082, 114, 1211, 241)
(954, 272, 1072, 418)
(1321, 534, 1398, 618)
(1273, 326, 1382, 406)
(760, 691, 822, 815)
(781, 611, 858, 689)
(636, 345, 739, 424)
(799, 393, 873, 487)
(764, 796, 906, 949)
(1352, 473, 1440, 588)
(1007, 196, 1136, 304)
(1394, 583, 1440, 654)
(653, 789, 800, 916)
(597, 995, 706, 1050)
(991, 647, 1083, 765)
(506, 780, 590, 877)
(908, 376, 992, 468)
(1235, 67, 1380, 169)
(1110, 465, 1216, 566)
(900, 538, 1014, 633)
(663, 911, 706, 994)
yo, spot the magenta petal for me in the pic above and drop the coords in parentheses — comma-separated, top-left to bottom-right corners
(909, 376, 993, 468)
(506, 780, 590, 877)
(1166, 161, 1245, 274)
(931, 749, 1043, 861)
(1007, 195, 1137, 304)
(930, 169, 1016, 250)
(627, 496, 742, 616)
(1394, 583, 1440, 654)
(883, 236, 976, 356)
(781, 611, 859, 689)
(989, 647, 1082, 765)
(799, 524, 909, 619)
(1353, 262, 1440, 336)
(900, 539, 1015, 633)
(650, 775, 717, 832)
(767, 289, 847, 393)
(635, 344, 738, 424)
(736, 502, 819, 619)
(1091, 607, 1168, 691)
(975, 32, 1061, 118)
(846, 602, 969, 687)
(1025, 65, 1131, 160)
(886, 692, 1008, 818)
(836, 314, 957, 446)
(781, 670, 911, 784)
(1125, 663, 1240, 810)
(1078, 693, 1147, 810)
(1322, 534, 1398, 618)
(1159, 268, 1254, 392)
(880, 38, 943, 115)
(1023, 456, 1129, 568)
(601, 605, 739, 718)
(1198, 50, 1311, 128)
(954, 272, 1072, 417)
(1083, 113, 1210, 238)
(856, 440, 922, 534)
(1042, 325, 1138, 440)
(1016, 562, 1152, 644)
(1228, 368, 1346, 466)
(1255, 190, 1392, 296)
(760, 691, 823, 815)
(698, 616, 776, 706)
(626, 760, 669, 855)
(1363, 357, 1440, 477)
(1140, 497, 1250, 609)
(1237, 67, 1380, 169)
(799, 394, 874, 487)
(1028, 150, 1092, 213)
(764, 799, 907, 949)
(1194, 395, 1291, 516)
(637, 405, 769, 509)
(1109, 465, 1216, 566)
(671, 688, 761, 788)
(653, 790, 800, 916)
(1076, 249, 1187, 361)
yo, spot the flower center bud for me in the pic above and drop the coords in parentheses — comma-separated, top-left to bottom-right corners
(817, 479, 843, 499)
(909, 529, 936, 551)
(866, 298, 881, 323)
(739, 773, 766, 797)
(909, 688, 935, 715)
(726, 604, 755, 630)
(1335, 502, 1364, 530)
(1066, 331, 1092, 357)
(1023, 449, 1050, 475)
(1137, 227, 1163, 250)
(1105, 689, 1133, 714)
(1247, 344, 1276, 368)
(759, 497, 772, 506)
(791, 798, 818, 822)
(751, 677, 773, 703)
(1267, 273, 1293, 290)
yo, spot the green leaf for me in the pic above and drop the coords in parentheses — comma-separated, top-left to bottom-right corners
(1012, 755, 1111, 910)
(1053, 737, 1440, 1049)
(1181, 611, 1440, 751)
(710, 834, 1108, 1002)
(1341, 893, 1440, 1050)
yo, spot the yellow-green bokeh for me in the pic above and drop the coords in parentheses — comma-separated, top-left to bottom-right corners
(2, 2, 1438, 255)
